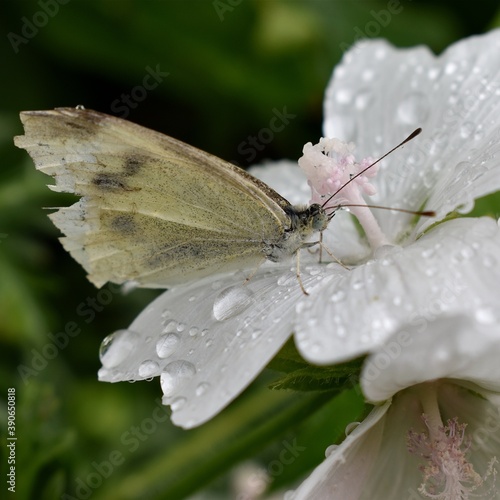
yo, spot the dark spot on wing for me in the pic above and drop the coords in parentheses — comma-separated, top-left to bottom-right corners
(124, 156, 143, 176)
(92, 173, 128, 191)
(66, 121, 88, 131)
(111, 214, 137, 235)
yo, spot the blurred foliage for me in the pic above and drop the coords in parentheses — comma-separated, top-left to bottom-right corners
(1, 1, 500, 499)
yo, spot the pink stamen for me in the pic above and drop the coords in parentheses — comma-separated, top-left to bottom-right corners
(298, 138, 389, 249)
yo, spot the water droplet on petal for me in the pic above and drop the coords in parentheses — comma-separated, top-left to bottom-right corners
(196, 382, 210, 396)
(213, 285, 255, 321)
(396, 92, 429, 125)
(251, 329, 262, 340)
(335, 88, 352, 105)
(162, 320, 178, 333)
(345, 422, 360, 436)
(460, 122, 475, 139)
(160, 360, 196, 396)
(444, 61, 457, 75)
(475, 307, 495, 324)
(100, 329, 139, 368)
(482, 254, 496, 268)
(330, 290, 346, 303)
(362, 69, 374, 81)
(352, 279, 364, 291)
(170, 397, 186, 411)
(325, 444, 339, 457)
(354, 89, 373, 110)
(427, 67, 440, 80)
(156, 333, 180, 359)
(138, 360, 159, 378)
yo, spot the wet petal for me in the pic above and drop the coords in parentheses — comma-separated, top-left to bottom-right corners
(295, 217, 500, 364)
(324, 31, 500, 242)
(362, 316, 500, 403)
(291, 402, 390, 500)
(98, 264, 327, 428)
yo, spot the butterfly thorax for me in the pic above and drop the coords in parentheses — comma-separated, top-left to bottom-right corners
(264, 204, 329, 262)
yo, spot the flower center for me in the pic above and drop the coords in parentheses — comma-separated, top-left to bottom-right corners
(298, 138, 390, 250)
(406, 384, 497, 499)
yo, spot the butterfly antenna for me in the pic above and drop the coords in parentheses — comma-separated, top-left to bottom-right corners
(325, 203, 435, 220)
(320, 128, 422, 210)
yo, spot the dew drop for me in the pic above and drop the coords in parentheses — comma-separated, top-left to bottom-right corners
(475, 307, 496, 324)
(336, 326, 346, 338)
(138, 360, 159, 378)
(352, 279, 364, 291)
(170, 397, 187, 411)
(354, 89, 373, 110)
(325, 444, 339, 457)
(277, 274, 295, 287)
(444, 61, 457, 75)
(213, 285, 255, 321)
(251, 329, 262, 340)
(156, 333, 180, 359)
(460, 122, 475, 139)
(456, 198, 474, 215)
(99, 329, 139, 368)
(160, 360, 196, 396)
(329, 290, 346, 303)
(161, 309, 172, 320)
(162, 319, 178, 333)
(482, 254, 496, 268)
(427, 67, 440, 80)
(189, 326, 199, 337)
(196, 382, 211, 396)
(362, 68, 374, 81)
(396, 92, 429, 125)
(335, 88, 352, 105)
(345, 422, 360, 436)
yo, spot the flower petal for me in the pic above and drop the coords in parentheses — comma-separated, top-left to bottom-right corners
(291, 401, 390, 500)
(362, 315, 500, 403)
(98, 264, 327, 428)
(295, 217, 500, 365)
(324, 30, 500, 241)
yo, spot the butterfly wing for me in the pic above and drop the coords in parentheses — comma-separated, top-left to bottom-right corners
(15, 108, 292, 287)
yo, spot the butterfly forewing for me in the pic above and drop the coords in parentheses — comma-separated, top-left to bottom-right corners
(15, 108, 292, 287)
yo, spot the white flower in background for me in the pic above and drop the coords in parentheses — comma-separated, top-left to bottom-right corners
(290, 316, 500, 500)
(99, 30, 500, 429)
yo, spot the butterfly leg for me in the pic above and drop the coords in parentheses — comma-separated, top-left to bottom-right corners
(295, 250, 309, 296)
(243, 257, 267, 285)
(319, 241, 350, 270)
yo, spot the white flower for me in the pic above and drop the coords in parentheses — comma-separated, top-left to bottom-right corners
(290, 315, 500, 500)
(98, 30, 500, 428)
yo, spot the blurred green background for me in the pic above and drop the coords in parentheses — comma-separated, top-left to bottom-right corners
(1, 1, 500, 499)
